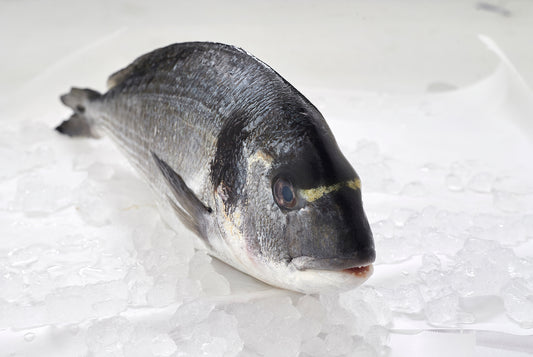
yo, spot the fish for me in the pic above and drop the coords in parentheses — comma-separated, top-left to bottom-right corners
(56, 42, 375, 293)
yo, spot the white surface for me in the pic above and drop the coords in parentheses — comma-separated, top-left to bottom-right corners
(1, 1, 533, 356)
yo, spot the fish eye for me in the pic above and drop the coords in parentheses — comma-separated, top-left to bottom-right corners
(273, 176, 298, 209)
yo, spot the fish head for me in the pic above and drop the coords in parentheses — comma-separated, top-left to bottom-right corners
(213, 109, 375, 293)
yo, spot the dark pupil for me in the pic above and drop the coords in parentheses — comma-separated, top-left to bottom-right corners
(282, 185, 293, 202)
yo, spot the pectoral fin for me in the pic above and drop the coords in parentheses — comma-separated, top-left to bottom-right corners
(151, 152, 212, 240)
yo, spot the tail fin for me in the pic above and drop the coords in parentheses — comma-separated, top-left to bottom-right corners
(56, 88, 101, 138)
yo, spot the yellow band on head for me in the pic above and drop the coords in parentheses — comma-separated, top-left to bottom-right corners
(300, 178, 361, 202)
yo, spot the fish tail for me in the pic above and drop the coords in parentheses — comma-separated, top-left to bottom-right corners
(56, 87, 101, 138)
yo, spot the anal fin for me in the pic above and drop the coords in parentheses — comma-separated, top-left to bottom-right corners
(151, 152, 212, 240)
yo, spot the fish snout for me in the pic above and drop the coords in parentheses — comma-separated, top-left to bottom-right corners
(286, 184, 375, 272)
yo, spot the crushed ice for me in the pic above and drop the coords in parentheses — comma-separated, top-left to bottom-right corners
(2, 46, 533, 356)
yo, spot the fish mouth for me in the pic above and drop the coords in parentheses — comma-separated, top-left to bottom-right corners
(342, 264, 373, 277)
(290, 255, 374, 278)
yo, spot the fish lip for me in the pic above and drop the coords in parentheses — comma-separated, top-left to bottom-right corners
(290, 255, 375, 272)
(342, 264, 373, 278)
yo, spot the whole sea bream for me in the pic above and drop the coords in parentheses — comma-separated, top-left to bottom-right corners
(57, 42, 375, 293)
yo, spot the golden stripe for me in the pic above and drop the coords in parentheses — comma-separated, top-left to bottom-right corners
(300, 178, 361, 202)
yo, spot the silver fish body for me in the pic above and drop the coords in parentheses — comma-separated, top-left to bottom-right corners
(57, 42, 375, 293)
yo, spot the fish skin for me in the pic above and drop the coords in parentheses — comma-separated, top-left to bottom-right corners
(57, 42, 375, 293)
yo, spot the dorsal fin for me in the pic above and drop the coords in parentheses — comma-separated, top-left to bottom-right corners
(107, 50, 154, 89)
(106, 42, 254, 90)
(107, 43, 204, 89)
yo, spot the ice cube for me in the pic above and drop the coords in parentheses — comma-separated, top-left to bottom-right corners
(502, 278, 533, 329)
(201, 310, 242, 356)
(171, 306, 242, 357)
(338, 287, 392, 331)
(380, 284, 424, 314)
(137, 222, 194, 279)
(476, 215, 530, 245)
(189, 250, 230, 295)
(199, 270, 231, 296)
(424, 293, 460, 326)
(451, 238, 514, 297)
(300, 336, 327, 357)
(175, 278, 202, 300)
(324, 326, 354, 356)
(86, 316, 133, 356)
(419, 253, 442, 273)
(446, 174, 464, 191)
(227, 296, 301, 357)
(296, 295, 326, 322)
(124, 264, 152, 306)
(151, 334, 177, 356)
(122, 326, 177, 357)
(319, 292, 353, 328)
(172, 300, 215, 326)
(364, 325, 390, 354)
(146, 278, 178, 307)
(449, 161, 472, 182)
(419, 269, 454, 301)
